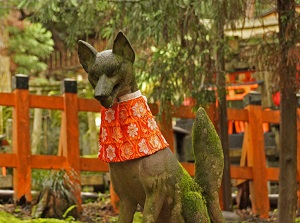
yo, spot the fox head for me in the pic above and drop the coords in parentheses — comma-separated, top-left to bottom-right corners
(78, 32, 138, 108)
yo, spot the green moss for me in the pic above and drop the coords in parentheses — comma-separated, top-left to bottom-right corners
(177, 165, 210, 223)
(182, 192, 210, 223)
(0, 210, 81, 223)
(178, 167, 202, 193)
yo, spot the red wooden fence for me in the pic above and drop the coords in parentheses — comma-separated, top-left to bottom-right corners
(0, 74, 299, 219)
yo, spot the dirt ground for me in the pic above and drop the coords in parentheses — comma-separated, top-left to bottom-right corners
(0, 200, 280, 223)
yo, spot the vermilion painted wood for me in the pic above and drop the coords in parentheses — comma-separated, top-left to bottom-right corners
(0, 93, 15, 106)
(77, 98, 101, 112)
(12, 89, 32, 202)
(61, 92, 82, 207)
(266, 167, 280, 181)
(181, 163, 254, 180)
(148, 103, 159, 116)
(29, 95, 64, 110)
(31, 155, 67, 169)
(80, 158, 109, 172)
(180, 162, 195, 176)
(245, 105, 269, 218)
(0, 153, 17, 167)
(231, 166, 253, 179)
(159, 105, 175, 152)
(227, 108, 249, 121)
(262, 110, 280, 124)
(235, 127, 250, 186)
(62, 93, 81, 171)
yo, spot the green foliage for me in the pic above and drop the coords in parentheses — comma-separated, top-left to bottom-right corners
(31, 169, 50, 191)
(1, 106, 12, 136)
(3, 0, 297, 108)
(62, 205, 77, 221)
(0, 210, 80, 223)
(8, 23, 54, 75)
(17, 0, 113, 47)
(11, 0, 247, 107)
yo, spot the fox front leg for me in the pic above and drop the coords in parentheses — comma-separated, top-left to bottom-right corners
(142, 176, 168, 223)
(118, 198, 137, 223)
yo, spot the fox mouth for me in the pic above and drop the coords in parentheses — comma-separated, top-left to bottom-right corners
(96, 83, 121, 108)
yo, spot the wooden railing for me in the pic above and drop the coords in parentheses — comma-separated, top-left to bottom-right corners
(0, 75, 299, 219)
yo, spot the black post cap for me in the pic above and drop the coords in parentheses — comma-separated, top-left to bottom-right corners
(243, 92, 262, 107)
(12, 74, 29, 90)
(61, 79, 77, 94)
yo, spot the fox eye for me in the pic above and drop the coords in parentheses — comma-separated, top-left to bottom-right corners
(88, 73, 98, 85)
(106, 66, 116, 77)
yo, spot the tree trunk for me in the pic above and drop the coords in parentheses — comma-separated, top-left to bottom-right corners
(31, 88, 43, 154)
(87, 112, 98, 155)
(0, 17, 12, 135)
(246, 0, 256, 18)
(277, 1, 297, 222)
(215, 0, 231, 211)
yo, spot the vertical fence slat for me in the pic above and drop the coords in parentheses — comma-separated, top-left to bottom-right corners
(12, 74, 32, 203)
(61, 79, 82, 210)
(159, 103, 174, 152)
(246, 104, 269, 218)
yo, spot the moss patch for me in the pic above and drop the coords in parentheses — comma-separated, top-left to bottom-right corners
(0, 210, 81, 223)
(177, 166, 210, 223)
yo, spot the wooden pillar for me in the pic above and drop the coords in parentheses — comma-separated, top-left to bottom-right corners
(297, 108, 300, 210)
(12, 74, 32, 203)
(244, 94, 269, 218)
(61, 79, 82, 210)
(110, 183, 120, 213)
(159, 103, 174, 152)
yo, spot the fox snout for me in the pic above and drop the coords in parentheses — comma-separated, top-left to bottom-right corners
(94, 75, 112, 97)
(93, 75, 121, 108)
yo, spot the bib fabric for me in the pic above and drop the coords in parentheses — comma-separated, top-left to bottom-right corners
(98, 91, 169, 162)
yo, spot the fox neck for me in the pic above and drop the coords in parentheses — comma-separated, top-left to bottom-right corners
(116, 76, 139, 98)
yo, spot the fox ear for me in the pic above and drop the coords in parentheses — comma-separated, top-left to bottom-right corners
(78, 40, 98, 72)
(112, 31, 135, 63)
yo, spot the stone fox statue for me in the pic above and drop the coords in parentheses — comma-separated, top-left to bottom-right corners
(78, 31, 225, 223)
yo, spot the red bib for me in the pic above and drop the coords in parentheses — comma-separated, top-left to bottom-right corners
(98, 91, 169, 162)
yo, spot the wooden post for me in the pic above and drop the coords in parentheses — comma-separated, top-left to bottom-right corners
(297, 108, 300, 211)
(244, 100, 269, 218)
(110, 183, 120, 213)
(61, 79, 82, 210)
(12, 74, 32, 203)
(159, 102, 174, 152)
